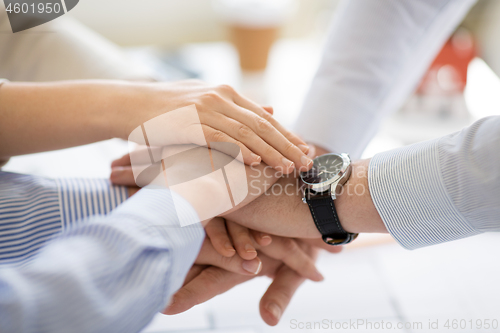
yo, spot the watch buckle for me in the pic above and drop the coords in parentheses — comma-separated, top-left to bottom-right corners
(323, 233, 359, 246)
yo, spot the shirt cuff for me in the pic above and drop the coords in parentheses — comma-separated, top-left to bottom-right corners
(110, 188, 205, 296)
(368, 138, 481, 250)
(55, 178, 128, 230)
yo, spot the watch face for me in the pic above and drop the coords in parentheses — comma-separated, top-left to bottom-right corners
(300, 154, 344, 185)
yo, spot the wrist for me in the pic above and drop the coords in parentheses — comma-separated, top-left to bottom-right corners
(222, 173, 321, 238)
(103, 81, 157, 140)
(335, 158, 387, 234)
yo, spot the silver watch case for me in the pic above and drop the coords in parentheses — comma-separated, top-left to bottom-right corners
(300, 153, 352, 203)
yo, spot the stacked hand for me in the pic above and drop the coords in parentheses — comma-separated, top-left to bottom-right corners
(106, 80, 352, 325)
(121, 80, 313, 172)
(110, 143, 342, 325)
(166, 237, 341, 326)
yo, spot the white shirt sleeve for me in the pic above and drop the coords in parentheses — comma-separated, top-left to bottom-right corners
(369, 116, 500, 250)
(294, 0, 476, 158)
(0, 3, 155, 82)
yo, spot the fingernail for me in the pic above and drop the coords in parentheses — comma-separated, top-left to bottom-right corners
(314, 268, 324, 281)
(282, 157, 294, 169)
(261, 233, 272, 242)
(111, 167, 125, 175)
(242, 258, 262, 274)
(298, 144, 309, 154)
(307, 146, 316, 158)
(301, 155, 313, 167)
(266, 302, 282, 320)
(251, 153, 261, 163)
(245, 243, 257, 253)
(225, 242, 236, 253)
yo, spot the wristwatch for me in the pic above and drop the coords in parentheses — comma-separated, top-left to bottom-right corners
(299, 153, 358, 245)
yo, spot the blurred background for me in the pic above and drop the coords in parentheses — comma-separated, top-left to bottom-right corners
(4, 0, 500, 332)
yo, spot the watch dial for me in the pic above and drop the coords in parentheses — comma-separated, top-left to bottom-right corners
(301, 154, 344, 184)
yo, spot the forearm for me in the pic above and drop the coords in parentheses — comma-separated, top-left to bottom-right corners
(309, 145, 386, 233)
(0, 80, 149, 158)
(224, 159, 386, 238)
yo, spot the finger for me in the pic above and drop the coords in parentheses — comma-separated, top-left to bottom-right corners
(307, 144, 316, 158)
(110, 166, 137, 187)
(204, 217, 236, 257)
(203, 110, 306, 173)
(259, 242, 318, 325)
(257, 237, 324, 282)
(217, 101, 312, 173)
(226, 221, 258, 260)
(165, 254, 281, 315)
(231, 93, 311, 157)
(201, 124, 261, 166)
(299, 238, 344, 254)
(196, 238, 262, 276)
(111, 154, 131, 168)
(250, 229, 272, 247)
(259, 240, 320, 325)
(183, 265, 206, 286)
(259, 264, 305, 326)
(164, 266, 250, 315)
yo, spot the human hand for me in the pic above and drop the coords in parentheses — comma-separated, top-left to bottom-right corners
(204, 217, 269, 259)
(111, 153, 338, 325)
(116, 80, 312, 173)
(111, 154, 323, 281)
(205, 217, 324, 281)
(0, 79, 311, 169)
(164, 239, 341, 326)
(111, 150, 317, 238)
(223, 174, 321, 238)
(114, 149, 385, 240)
(195, 236, 263, 276)
(111, 146, 282, 226)
(223, 157, 387, 238)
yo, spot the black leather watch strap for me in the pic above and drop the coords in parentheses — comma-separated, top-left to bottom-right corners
(304, 189, 358, 245)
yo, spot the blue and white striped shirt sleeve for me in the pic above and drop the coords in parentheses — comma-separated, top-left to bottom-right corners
(55, 177, 128, 231)
(0, 172, 127, 264)
(369, 116, 500, 250)
(0, 186, 204, 333)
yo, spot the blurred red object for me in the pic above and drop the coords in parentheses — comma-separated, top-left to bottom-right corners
(417, 28, 477, 95)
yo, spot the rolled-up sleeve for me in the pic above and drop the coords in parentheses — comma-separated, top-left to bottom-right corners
(369, 116, 500, 249)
